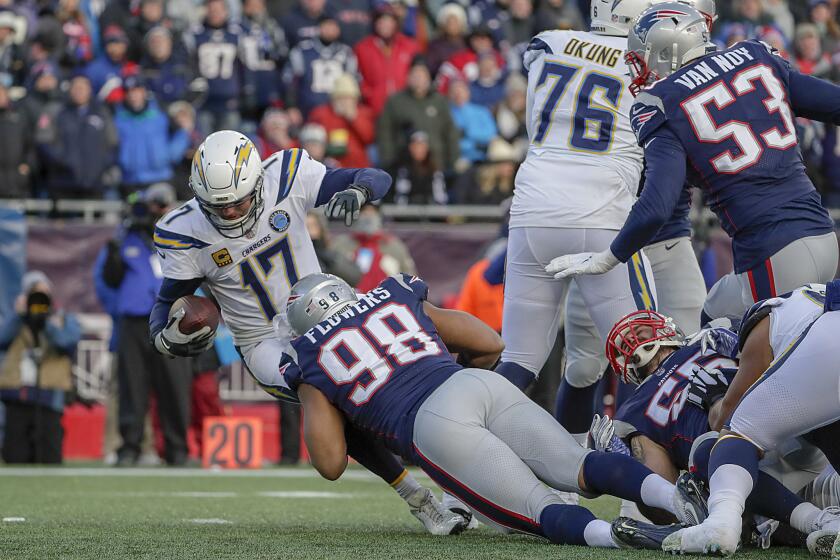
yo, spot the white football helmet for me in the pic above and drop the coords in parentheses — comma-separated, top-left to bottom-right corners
(591, 0, 654, 37)
(190, 130, 265, 238)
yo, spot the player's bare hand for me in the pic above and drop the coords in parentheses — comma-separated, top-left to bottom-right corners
(545, 250, 619, 279)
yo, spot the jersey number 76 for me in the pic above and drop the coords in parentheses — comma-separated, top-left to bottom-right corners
(534, 61, 623, 153)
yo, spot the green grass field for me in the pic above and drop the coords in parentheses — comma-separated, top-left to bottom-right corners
(0, 465, 813, 560)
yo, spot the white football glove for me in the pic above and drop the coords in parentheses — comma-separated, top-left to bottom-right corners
(588, 414, 615, 452)
(325, 185, 369, 227)
(545, 249, 619, 280)
(153, 307, 215, 358)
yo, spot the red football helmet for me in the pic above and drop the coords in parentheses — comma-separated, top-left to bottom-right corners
(606, 310, 683, 384)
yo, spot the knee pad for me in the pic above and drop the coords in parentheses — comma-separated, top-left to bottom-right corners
(564, 355, 607, 388)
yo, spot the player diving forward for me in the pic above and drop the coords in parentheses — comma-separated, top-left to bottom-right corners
(591, 309, 840, 552)
(148, 130, 465, 535)
(275, 272, 712, 549)
(546, 5, 840, 324)
(663, 282, 840, 555)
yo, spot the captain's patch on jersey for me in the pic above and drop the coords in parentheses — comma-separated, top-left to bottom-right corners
(270, 209, 291, 233)
(212, 248, 233, 268)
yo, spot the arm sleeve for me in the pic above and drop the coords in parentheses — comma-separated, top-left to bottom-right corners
(314, 167, 393, 207)
(149, 277, 205, 338)
(45, 313, 82, 354)
(788, 71, 840, 125)
(610, 126, 687, 262)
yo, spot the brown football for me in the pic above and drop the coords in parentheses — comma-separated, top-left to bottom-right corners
(171, 295, 220, 335)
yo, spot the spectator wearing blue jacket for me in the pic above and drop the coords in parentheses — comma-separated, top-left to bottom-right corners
(0, 271, 81, 464)
(448, 77, 497, 164)
(140, 26, 194, 109)
(84, 25, 133, 103)
(114, 74, 190, 194)
(94, 184, 192, 467)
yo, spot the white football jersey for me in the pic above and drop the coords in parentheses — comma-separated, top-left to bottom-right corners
(155, 148, 324, 347)
(510, 30, 643, 230)
(757, 284, 826, 358)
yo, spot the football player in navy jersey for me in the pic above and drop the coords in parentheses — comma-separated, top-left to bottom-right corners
(594, 309, 840, 550)
(277, 272, 713, 549)
(545, 4, 840, 324)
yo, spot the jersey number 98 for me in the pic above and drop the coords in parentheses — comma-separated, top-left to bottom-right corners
(534, 61, 622, 153)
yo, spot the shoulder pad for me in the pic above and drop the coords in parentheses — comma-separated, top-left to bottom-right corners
(387, 273, 429, 301)
(630, 92, 668, 145)
(737, 301, 772, 352)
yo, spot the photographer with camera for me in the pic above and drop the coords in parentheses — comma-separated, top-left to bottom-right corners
(94, 183, 192, 467)
(0, 271, 81, 464)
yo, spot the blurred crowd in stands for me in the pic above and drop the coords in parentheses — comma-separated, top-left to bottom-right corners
(0, 0, 837, 207)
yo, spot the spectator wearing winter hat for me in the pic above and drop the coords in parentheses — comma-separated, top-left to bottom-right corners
(331, 0, 372, 47)
(795, 22, 833, 78)
(125, 0, 183, 62)
(392, 130, 448, 205)
(308, 73, 375, 168)
(426, 3, 468, 77)
(299, 122, 339, 167)
(240, 0, 289, 124)
(114, 74, 191, 194)
(140, 26, 193, 109)
(494, 73, 528, 157)
(377, 56, 460, 173)
(21, 61, 62, 143)
(354, 4, 419, 117)
(503, 0, 537, 48)
(437, 24, 505, 94)
(84, 25, 136, 103)
(0, 11, 23, 87)
(282, 0, 328, 48)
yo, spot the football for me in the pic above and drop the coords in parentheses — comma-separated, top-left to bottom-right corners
(170, 295, 220, 335)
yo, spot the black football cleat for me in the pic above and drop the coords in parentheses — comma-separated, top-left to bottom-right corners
(611, 517, 683, 550)
(675, 471, 709, 526)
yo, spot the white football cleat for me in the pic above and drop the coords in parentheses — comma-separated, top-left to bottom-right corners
(406, 488, 468, 536)
(662, 521, 740, 556)
(807, 506, 840, 556)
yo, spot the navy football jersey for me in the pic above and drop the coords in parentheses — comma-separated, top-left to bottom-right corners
(631, 40, 833, 272)
(281, 274, 461, 458)
(185, 23, 243, 109)
(614, 343, 737, 469)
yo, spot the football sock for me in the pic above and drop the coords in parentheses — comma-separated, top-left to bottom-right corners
(707, 435, 760, 525)
(582, 451, 675, 515)
(747, 471, 810, 529)
(391, 471, 423, 501)
(494, 361, 535, 391)
(539, 504, 595, 546)
(554, 379, 598, 434)
(690, 436, 715, 481)
(584, 519, 620, 548)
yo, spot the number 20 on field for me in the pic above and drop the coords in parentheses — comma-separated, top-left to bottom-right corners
(202, 417, 263, 469)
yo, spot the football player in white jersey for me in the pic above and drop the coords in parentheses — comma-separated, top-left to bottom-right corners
(148, 130, 465, 535)
(496, 0, 659, 446)
(554, 0, 718, 451)
(664, 282, 840, 555)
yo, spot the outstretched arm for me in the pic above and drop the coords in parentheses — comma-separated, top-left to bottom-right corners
(710, 316, 773, 431)
(545, 126, 687, 279)
(299, 383, 348, 480)
(788, 71, 840, 124)
(317, 167, 393, 227)
(422, 301, 504, 369)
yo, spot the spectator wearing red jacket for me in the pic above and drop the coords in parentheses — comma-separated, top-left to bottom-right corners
(353, 4, 418, 116)
(308, 73, 375, 168)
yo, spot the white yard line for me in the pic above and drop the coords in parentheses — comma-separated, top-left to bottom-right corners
(185, 518, 232, 524)
(256, 491, 353, 498)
